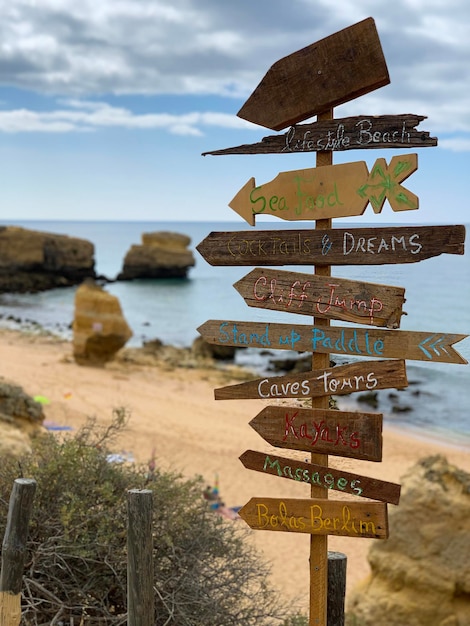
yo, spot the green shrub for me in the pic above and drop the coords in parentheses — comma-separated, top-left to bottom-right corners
(0, 409, 295, 625)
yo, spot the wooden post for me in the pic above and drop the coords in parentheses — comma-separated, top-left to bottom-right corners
(327, 552, 347, 626)
(127, 489, 154, 626)
(0, 478, 37, 626)
(310, 107, 334, 626)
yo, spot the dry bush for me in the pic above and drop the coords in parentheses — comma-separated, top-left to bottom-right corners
(0, 409, 294, 625)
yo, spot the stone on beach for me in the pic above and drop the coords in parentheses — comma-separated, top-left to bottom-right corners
(347, 455, 470, 626)
(0, 225, 96, 293)
(0, 381, 45, 456)
(117, 231, 195, 280)
(72, 280, 132, 365)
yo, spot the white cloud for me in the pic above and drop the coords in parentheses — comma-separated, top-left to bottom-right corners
(438, 137, 470, 152)
(0, 100, 256, 135)
(0, 0, 469, 148)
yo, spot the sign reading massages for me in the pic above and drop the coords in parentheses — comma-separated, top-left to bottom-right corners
(197, 16, 467, 625)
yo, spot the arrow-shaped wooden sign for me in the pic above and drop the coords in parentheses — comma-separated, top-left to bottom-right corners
(237, 18, 389, 131)
(239, 450, 401, 504)
(238, 497, 388, 538)
(197, 320, 468, 364)
(249, 406, 383, 462)
(234, 267, 405, 329)
(214, 359, 407, 401)
(196, 225, 465, 267)
(229, 154, 418, 226)
(203, 114, 437, 156)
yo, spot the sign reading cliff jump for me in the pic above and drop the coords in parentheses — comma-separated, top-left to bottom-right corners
(229, 153, 418, 226)
(197, 16, 467, 626)
(233, 267, 405, 328)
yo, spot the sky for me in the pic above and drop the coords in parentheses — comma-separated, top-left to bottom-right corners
(0, 0, 469, 224)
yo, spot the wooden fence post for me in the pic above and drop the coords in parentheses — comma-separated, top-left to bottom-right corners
(127, 489, 154, 626)
(0, 478, 37, 626)
(327, 552, 347, 626)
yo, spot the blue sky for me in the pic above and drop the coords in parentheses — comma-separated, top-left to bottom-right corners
(0, 0, 469, 224)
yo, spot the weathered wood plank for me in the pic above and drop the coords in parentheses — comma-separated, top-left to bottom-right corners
(197, 320, 468, 364)
(239, 450, 400, 504)
(238, 497, 389, 538)
(214, 359, 407, 401)
(203, 114, 437, 156)
(249, 405, 383, 462)
(196, 225, 465, 267)
(234, 267, 405, 328)
(237, 18, 389, 130)
(229, 154, 418, 225)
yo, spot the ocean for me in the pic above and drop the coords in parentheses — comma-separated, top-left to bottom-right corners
(1, 219, 469, 448)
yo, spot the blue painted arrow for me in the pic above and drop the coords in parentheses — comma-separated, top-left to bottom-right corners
(418, 335, 450, 359)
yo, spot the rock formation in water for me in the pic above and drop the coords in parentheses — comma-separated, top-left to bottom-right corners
(0, 225, 96, 293)
(117, 231, 195, 280)
(347, 455, 470, 626)
(72, 280, 132, 365)
(0, 381, 45, 456)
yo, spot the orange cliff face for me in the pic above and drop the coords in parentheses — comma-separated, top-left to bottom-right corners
(0, 225, 96, 293)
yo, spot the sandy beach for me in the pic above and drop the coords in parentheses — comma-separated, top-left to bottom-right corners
(1, 328, 469, 615)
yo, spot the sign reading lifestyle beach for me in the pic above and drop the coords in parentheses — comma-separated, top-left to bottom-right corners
(197, 17, 467, 626)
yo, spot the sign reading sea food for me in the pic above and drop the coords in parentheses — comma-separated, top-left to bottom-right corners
(196, 224, 465, 267)
(238, 497, 388, 538)
(214, 359, 407, 401)
(203, 114, 437, 156)
(234, 267, 405, 328)
(197, 320, 468, 364)
(229, 154, 418, 226)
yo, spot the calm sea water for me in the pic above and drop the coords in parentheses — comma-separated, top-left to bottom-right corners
(1, 219, 469, 447)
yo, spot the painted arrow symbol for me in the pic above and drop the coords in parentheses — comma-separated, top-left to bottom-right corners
(228, 153, 418, 226)
(418, 335, 453, 359)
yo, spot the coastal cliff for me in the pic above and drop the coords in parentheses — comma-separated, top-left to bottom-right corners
(117, 231, 195, 280)
(0, 226, 96, 293)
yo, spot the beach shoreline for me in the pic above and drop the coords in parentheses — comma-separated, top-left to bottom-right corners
(1, 327, 469, 614)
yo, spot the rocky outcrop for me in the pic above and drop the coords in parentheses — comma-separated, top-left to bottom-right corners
(72, 280, 132, 365)
(0, 381, 45, 457)
(347, 455, 470, 626)
(117, 231, 195, 280)
(192, 336, 237, 361)
(0, 225, 96, 293)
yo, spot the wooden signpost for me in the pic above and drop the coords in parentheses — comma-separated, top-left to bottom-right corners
(214, 359, 407, 401)
(239, 451, 401, 504)
(229, 153, 418, 226)
(197, 320, 468, 364)
(203, 114, 437, 156)
(237, 18, 389, 131)
(233, 267, 405, 328)
(248, 406, 384, 462)
(198, 17, 467, 626)
(196, 224, 465, 266)
(238, 498, 388, 538)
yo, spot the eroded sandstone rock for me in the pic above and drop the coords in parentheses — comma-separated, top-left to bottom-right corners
(347, 455, 470, 626)
(0, 225, 96, 292)
(72, 281, 132, 365)
(117, 231, 195, 280)
(0, 381, 45, 456)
